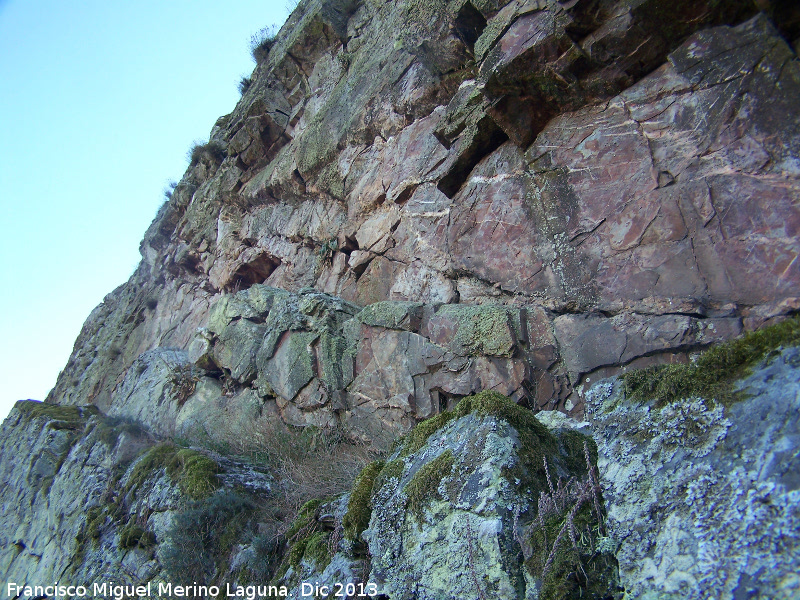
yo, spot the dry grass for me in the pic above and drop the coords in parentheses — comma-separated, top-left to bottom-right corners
(221, 417, 385, 537)
(519, 440, 618, 600)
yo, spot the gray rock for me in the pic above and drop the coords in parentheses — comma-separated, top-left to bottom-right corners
(585, 347, 800, 600)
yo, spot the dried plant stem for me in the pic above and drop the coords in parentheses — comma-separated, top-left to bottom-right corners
(465, 516, 488, 600)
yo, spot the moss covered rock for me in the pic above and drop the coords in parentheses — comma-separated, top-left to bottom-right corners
(362, 391, 616, 599)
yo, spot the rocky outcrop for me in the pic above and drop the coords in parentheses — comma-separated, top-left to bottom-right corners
(4, 0, 800, 597)
(45, 0, 800, 432)
(276, 331, 800, 600)
(584, 346, 800, 600)
(275, 391, 618, 600)
(0, 401, 272, 594)
(2, 322, 800, 597)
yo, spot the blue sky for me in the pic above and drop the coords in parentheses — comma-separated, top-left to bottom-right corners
(0, 1, 294, 418)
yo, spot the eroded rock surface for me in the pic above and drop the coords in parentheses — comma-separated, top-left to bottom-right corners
(277, 392, 617, 600)
(43, 0, 799, 432)
(0, 402, 273, 595)
(4, 0, 800, 596)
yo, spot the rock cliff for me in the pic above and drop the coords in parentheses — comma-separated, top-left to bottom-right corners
(2, 0, 800, 598)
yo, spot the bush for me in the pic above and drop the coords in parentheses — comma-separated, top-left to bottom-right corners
(250, 25, 278, 63)
(187, 140, 226, 167)
(163, 180, 178, 201)
(238, 76, 252, 95)
(159, 491, 255, 585)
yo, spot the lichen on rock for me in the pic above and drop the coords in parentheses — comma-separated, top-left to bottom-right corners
(586, 345, 800, 599)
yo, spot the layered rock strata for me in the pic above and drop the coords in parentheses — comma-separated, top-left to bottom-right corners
(46, 0, 800, 435)
(3, 1, 800, 597)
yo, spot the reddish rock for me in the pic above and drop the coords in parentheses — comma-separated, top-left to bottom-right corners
(46, 2, 800, 440)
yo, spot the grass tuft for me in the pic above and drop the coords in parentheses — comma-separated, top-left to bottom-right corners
(187, 140, 226, 167)
(250, 25, 278, 63)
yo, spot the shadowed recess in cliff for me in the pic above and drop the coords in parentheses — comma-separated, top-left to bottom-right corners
(229, 254, 282, 291)
(437, 116, 509, 198)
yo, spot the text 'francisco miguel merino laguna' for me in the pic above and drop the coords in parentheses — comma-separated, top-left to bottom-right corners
(6, 582, 292, 599)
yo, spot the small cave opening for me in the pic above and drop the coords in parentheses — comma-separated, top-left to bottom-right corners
(437, 116, 509, 198)
(228, 254, 281, 291)
(453, 1, 488, 50)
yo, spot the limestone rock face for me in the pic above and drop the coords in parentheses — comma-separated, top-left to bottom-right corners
(585, 347, 800, 600)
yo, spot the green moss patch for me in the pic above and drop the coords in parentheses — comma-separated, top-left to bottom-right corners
(304, 531, 332, 569)
(282, 498, 336, 573)
(343, 461, 385, 541)
(621, 315, 800, 407)
(287, 498, 323, 540)
(435, 305, 516, 357)
(126, 444, 221, 500)
(399, 411, 458, 457)
(372, 458, 405, 495)
(160, 491, 255, 585)
(16, 401, 95, 431)
(168, 449, 222, 498)
(404, 450, 454, 521)
(400, 391, 577, 499)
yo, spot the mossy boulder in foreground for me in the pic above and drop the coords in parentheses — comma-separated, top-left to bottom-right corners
(284, 391, 618, 600)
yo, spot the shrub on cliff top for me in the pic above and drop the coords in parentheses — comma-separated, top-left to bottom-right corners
(187, 140, 226, 167)
(238, 76, 252, 95)
(250, 25, 278, 63)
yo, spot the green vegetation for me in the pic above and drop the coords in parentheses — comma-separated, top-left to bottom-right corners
(168, 449, 222, 498)
(304, 531, 332, 568)
(288, 536, 310, 567)
(126, 444, 221, 500)
(343, 461, 385, 541)
(238, 76, 252, 95)
(372, 458, 405, 494)
(119, 520, 156, 550)
(250, 25, 278, 63)
(75, 506, 108, 554)
(91, 415, 146, 449)
(396, 390, 596, 510)
(621, 315, 800, 407)
(434, 304, 515, 356)
(287, 498, 323, 539)
(399, 411, 456, 457)
(16, 401, 94, 430)
(316, 238, 339, 261)
(160, 490, 255, 585)
(404, 450, 454, 520)
(187, 140, 226, 167)
(277, 497, 337, 575)
(526, 503, 618, 600)
(289, 530, 332, 569)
